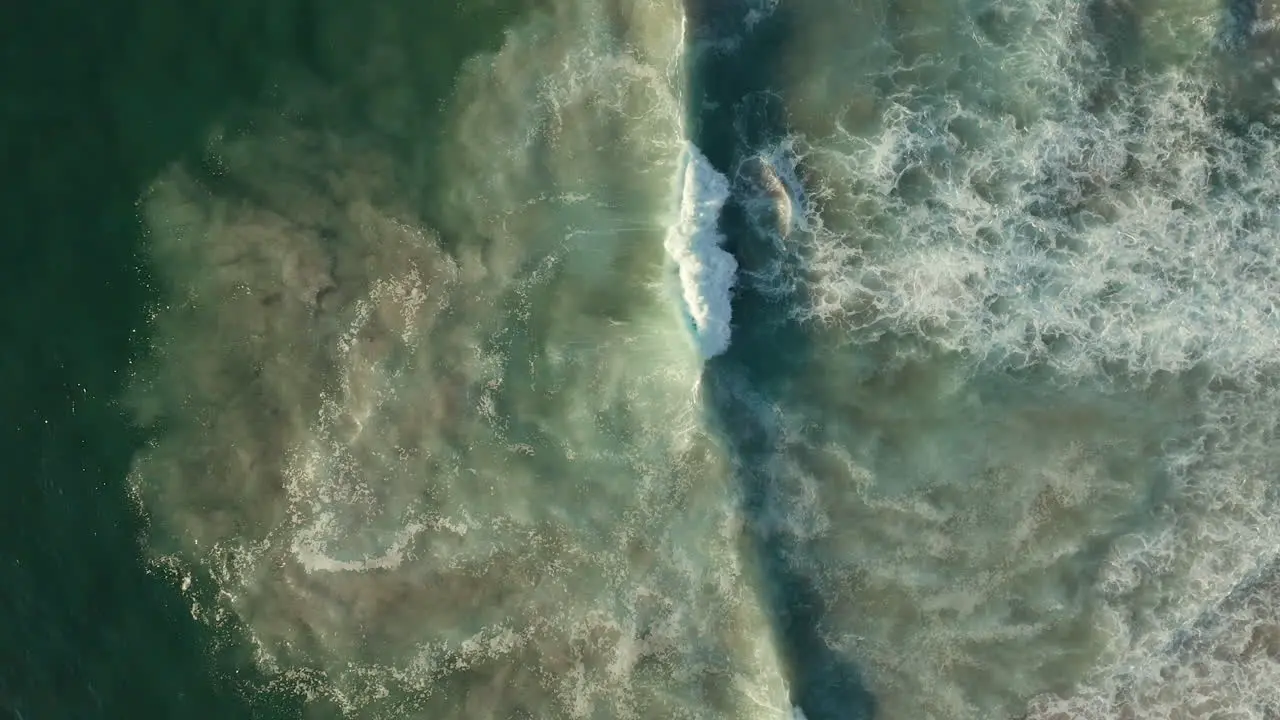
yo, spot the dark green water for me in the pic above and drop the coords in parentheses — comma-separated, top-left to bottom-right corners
(0, 3, 515, 716)
(1, 3, 299, 716)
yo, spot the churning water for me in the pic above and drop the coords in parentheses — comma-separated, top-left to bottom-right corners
(124, 0, 1280, 717)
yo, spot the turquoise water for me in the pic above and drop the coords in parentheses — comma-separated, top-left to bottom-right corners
(8, 0, 1280, 718)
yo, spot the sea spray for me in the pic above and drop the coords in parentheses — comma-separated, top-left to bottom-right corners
(665, 142, 737, 359)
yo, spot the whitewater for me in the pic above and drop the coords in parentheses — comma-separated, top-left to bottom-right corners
(666, 143, 736, 359)
(123, 0, 1280, 718)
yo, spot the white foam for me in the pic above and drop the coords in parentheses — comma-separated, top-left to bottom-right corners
(731, 0, 1280, 717)
(665, 143, 737, 359)
(778, 5, 1280, 383)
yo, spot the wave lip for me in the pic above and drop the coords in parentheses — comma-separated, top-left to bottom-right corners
(666, 142, 737, 359)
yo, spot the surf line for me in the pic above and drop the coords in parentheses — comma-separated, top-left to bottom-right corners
(665, 142, 737, 359)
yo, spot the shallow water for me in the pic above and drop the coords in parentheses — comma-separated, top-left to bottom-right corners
(114, 0, 1280, 718)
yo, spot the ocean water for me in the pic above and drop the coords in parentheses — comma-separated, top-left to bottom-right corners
(9, 0, 1280, 718)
